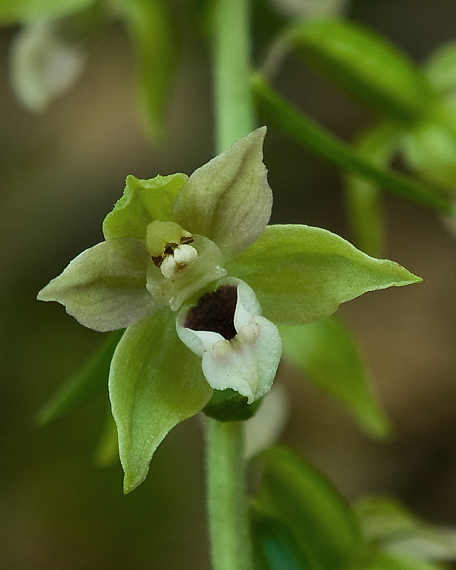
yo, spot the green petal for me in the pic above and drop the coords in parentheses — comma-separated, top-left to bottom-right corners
(37, 238, 156, 332)
(109, 308, 213, 493)
(279, 317, 392, 439)
(226, 224, 422, 326)
(102, 173, 188, 240)
(173, 127, 272, 260)
(254, 446, 367, 569)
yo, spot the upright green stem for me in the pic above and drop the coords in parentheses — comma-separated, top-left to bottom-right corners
(207, 2, 255, 568)
(206, 419, 253, 570)
(213, 0, 255, 152)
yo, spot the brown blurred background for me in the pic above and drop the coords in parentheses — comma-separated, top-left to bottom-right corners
(1, 0, 456, 568)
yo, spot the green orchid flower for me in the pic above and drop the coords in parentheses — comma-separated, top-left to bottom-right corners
(38, 127, 421, 492)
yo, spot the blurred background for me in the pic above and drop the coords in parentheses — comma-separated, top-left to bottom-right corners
(1, 0, 456, 568)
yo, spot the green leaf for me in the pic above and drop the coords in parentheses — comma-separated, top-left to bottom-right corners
(344, 122, 400, 257)
(37, 330, 123, 425)
(251, 74, 452, 214)
(356, 496, 456, 561)
(254, 446, 367, 569)
(113, 0, 179, 141)
(288, 18, 437, 124)
(0, 0, 96, 23)
(279, 316, 392, 439)
(173, 127, 272, 260)
(109, 308, 213, 493)
(102, 173, 188, 240)
(250, 510, 316, 570)
(226, 224, 422, 326)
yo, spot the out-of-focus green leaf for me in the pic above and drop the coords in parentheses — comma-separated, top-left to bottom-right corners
(251, 74, 452, 214)
(401, 116, 456, 192)
(94, 409, 118, 467)
(227, 224, 422, 326)
(279, 316, 392, 439)
(288, 18, 437, 125)
(344, 122, 400, 257)
(356, 496, 456, 561)
(254, 446, 368, 569)
(112, 0, 179, 141)
(0, 0, 96, 24)
(250, 510, 316, 570)
(424, 40, 456, 99)
(37, 329, 124, 425)
(352, 552, 443, 570)
(109, 308, 213, 493)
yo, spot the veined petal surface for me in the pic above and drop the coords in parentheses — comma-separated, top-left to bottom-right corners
(103, 173, 188, 240)
(173, 127, 272, 260)
(37, 238, 156, 332)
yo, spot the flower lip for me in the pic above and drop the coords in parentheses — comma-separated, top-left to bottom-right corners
(184, 285, 238, 340)
(176, 278, 282, 404)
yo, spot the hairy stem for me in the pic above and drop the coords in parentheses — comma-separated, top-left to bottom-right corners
(206, 1, 256, 568)
(206, 419, 253, 570)
(213, 0, 255, 153)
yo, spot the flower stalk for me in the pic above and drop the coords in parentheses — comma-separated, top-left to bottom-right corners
(206, 419, 253, 570)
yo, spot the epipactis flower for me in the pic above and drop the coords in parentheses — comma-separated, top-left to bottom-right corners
(38, 127, 421, 492)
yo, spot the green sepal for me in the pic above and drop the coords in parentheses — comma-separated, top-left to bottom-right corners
(203, 389, 263, 422)
(345, 122, 400, 257)
(108, 308, 213, 493)
(279, 316, 392, 439)
(0, 0, 96, 24)
(112, 0, 179, 141)
(102, 173, 188, 240)
(254, 446, 367, 569)
(37, 238, 157, 332)
(173, 127, 272, 260)
(226, 224, 422, 326)
(37, 329, 124, 425)
(356, 496, 456, 562)
(250, 510, 316, 570)
(288, 18, 437, 124)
